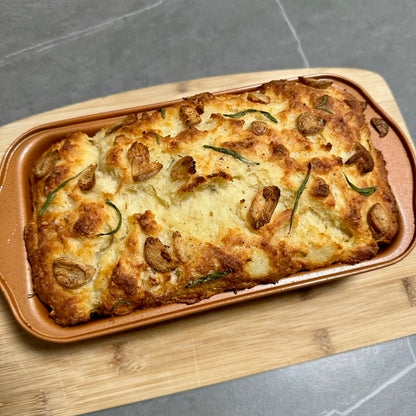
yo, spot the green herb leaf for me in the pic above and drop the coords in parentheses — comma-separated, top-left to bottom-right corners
(96, 199, 123, 236)
(289, 162, 312, 234)
(160, 107, 166, 119)
(343, 173, 378, 196)
(28, 291, 37, 298)
(155, 133, 162, 145)
(111, 299, 132, 312)
(315, 95, 334, 114)
(203, 145, 259, 165)
(39, 168, 86, 217)
(186, 268, 233, 288)
(223, 109, 278, 123)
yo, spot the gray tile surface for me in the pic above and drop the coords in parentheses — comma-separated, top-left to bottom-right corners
(1, 1, 416, 415)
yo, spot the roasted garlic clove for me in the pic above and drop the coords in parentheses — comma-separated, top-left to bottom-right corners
(127, 141, 149, 165)
(34, 149, 59, 178)
(249, 186, 281, 229)
(250, 120, 268, 136)
(53, 257, 95, 289)
(170, 156, 197, 180)
(77, 163, 97, 191)
(144, 237, 176, 272)
(345, 142, 374, 174)
(172, 231, 191, 263)
(371, 117, 389, 138)
(180, 105, 201, 126)
(247, 91, 270, 104)
(296, 112, 326, 135)
(127, 142, 163, 182)
(367, 203, 397, 243)
(133, 162, 163, 182)
(298, 77, 333, 89)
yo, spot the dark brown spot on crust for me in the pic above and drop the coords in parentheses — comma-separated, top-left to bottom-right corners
(310, 157, 342, 173)
(178, 176, 207, 193)
(269, 142, 289, 158)
(207, 171, 233, 181)
(344, 99, 367, 126)
(73, 202, 102, 237)
(110, 260, 139, 297)
(180, 105, 201, 126)
(221, 137, 255, 151)
(184, 92, 214, 114)
(310, 177, 330, 198)
(321, 142, 333, 151)
(134, 210, 161, 236)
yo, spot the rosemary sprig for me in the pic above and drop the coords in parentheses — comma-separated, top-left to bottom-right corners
(96, 199, 123, 236)
(111, 299, 132, 312)
(289, 162, 312, 234)
(203, 145, 259, 165)
(343, 173, 378, 196)
(186, 268, 233, 288)
(223, 109, 278, 123)
(160, 107, 166, 119)
(315, 95, 334, 114)
(39, 168, 86, 217)
(28, 290, 37, 298)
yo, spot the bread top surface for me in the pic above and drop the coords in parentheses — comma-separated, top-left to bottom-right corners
(24, 78, 399, 326)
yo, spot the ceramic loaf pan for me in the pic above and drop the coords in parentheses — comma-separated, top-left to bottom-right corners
(0, 74, 415, 343)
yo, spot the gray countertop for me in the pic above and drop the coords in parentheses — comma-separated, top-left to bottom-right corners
(1, 1, 415, 415)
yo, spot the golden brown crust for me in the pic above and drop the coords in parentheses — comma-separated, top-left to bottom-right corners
(24, 78, 399, 326)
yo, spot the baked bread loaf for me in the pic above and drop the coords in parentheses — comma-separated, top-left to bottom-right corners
(24, 78, 399, 326)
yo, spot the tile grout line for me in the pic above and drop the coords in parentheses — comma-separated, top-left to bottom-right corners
(0, 0, 166, 69)
(274, 0, 310, 68)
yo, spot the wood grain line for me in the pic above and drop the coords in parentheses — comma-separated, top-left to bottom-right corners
(112, 342, 144, 375)
(402, 276, 416, 306)
(314, 328, 335, 355)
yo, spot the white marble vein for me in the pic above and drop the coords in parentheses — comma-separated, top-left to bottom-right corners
(275, 0, 310, 68)
(0, 0, 165, 68)
(324, 337, 416, 416)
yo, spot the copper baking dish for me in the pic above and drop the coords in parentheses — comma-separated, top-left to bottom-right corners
(1, 74, 415, 343)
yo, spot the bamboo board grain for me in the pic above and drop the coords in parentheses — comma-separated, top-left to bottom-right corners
(0, 68, 415, 416)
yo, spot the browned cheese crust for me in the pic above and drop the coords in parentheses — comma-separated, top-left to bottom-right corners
(24, 78, 399, 326)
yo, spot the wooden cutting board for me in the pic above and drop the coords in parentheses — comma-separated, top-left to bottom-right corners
(1, 68, 415, 416)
